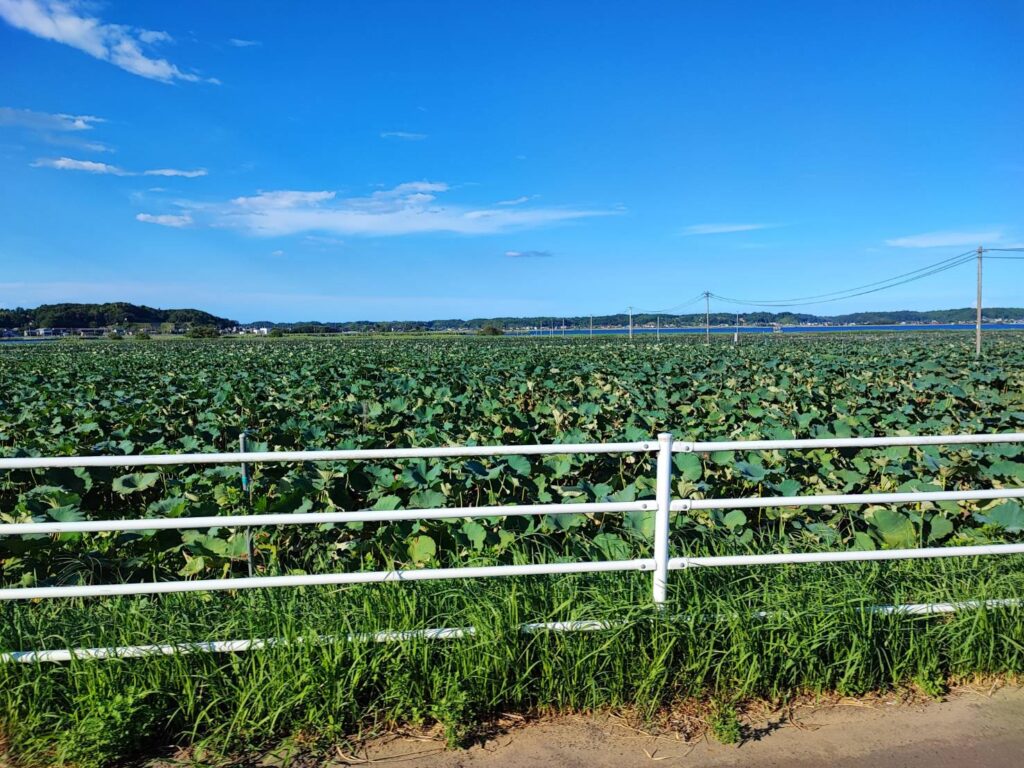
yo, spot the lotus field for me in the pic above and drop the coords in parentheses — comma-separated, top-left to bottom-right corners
(2, 334, 1024, 766)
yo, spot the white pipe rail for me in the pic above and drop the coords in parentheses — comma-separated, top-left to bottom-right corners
(0, 501, 652, 536)
(676, 432, 1024, 453)
(0, 440, 655, 471)
(2, 429, 1024, 658)
(6, 600, 1021, 664)
(671, 488, 1024, 512)
(669, 543, 1024, 569)
(0, 559, 654, 601)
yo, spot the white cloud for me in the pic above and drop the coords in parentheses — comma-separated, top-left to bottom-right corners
(137, 29, 171, 44)
(305, 235, 344, 246)
(497, 196, 531, 206)
(380, 131, 427, 140)
(232, 190, 336, 208)
(505, 250, 552, 258)
(0, 106, 103, 131)
(270, 249, 285, 257)
(32, 156, 128, 174)
(136, 212, 192, 227)
(199, 181, 614, 237)
(885, 230, 1003, 248)
(32, 156, 208, 177)
(144, 167, 208, 178)
(228, 38, 260, 47)
(682, 223, 770, 235)
(0, 0, 215, 83)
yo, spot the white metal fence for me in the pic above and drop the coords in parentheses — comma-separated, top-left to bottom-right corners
(2, 431, 1024, 661)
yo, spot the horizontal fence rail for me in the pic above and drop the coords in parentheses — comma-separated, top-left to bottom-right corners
(0, 500, 652, 536)
(0, 440, 656, 471)
(2, 430, 1023, 661)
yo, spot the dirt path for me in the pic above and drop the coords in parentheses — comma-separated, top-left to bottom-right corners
(327, 685, 1024, 767)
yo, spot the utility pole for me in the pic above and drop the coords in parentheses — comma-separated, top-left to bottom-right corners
(976, 245, 983, 359)
(628, 306, 633, 340)
(704, 292, 710, 345)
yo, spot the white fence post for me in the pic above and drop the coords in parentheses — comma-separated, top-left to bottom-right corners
(239, 430, 254, 577)
(653, 432, 674, 605)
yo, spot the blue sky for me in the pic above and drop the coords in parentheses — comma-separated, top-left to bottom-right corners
(0, 1, 1021, 322)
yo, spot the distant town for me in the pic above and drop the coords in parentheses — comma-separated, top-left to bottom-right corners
(3, 302, 1024, 339)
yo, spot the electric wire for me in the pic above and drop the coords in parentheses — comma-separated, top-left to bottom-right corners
(711, 249, 977, 307)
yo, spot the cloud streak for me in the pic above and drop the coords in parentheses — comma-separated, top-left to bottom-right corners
(175, 182, 614, 237)
(380, 131, 427, 140)
(33, 156, 207, 177)
(32, 156, 128, 174)
(505, 250, 552, 258)
(885, 230, 1002, 248)
(682, 223, 770, 235)
(144, 167, 208, 178)
(0, 0, 216, 83)
(228, 38, 260, 47)
(136, 212, 192, 227)
(0, 106, 103, 131)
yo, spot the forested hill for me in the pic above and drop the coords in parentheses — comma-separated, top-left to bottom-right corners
(0, 303, 235, 329)
(249, 307, 1024, 332)
(3, 303, 1024, 332)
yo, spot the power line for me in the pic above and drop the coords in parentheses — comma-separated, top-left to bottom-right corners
(711, 249, 977, 308)
(633, 294, 706, 315)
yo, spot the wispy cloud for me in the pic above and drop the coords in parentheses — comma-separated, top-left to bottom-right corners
(682, 223, 771, 235)
(0, 0, 216, 83)
(178, 181, 613, 237)
(32, 156, 207, 177)
(0, 106, 103, 132)
(135, 212, 192, 227)
(380, 131, 427, 141)
(270, 249, 284, 257)
(144, 167, 208, 178)
(885, 230, 1002, 248)
(32, 156, 128, 174)
(228, 38, 260, 47)
(505, 250, 553, 258)
(0, 107, 113, 152)
(497, 196, 532, 206)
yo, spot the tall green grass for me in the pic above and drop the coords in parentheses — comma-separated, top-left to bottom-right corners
(2, 555, 1024, 767)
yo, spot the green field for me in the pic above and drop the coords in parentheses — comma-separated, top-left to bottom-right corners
(2, 334, 1024, 766)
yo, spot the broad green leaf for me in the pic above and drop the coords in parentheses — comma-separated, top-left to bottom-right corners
(624, 510, 655, 540)
(733, 461, 766, 482)
(461, 521, 487, 550)
(372, 495, 402, 511)
(593, 533, 631, 560)
(407, 535, 437, 564)
(867, 508, 916, 549)
(112, 472, 160, 495)
(673, 452, 702, 482)
(985, 502, 1024, 533)
(723, 510, 747, 530)
(410, 489, 447, 509)
(505, 455, 531, 477)
(927, 515, 954, 543)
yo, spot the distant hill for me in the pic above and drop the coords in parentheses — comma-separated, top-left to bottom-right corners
(0, 303, 236, 329)
(4, 302, 1023, 333)
(241, 307, 1024, 333)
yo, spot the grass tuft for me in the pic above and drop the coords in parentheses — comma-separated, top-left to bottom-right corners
(1, 554, 1023, 766)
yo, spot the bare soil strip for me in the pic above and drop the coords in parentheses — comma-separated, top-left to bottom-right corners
(320, 685, 1024, 768)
